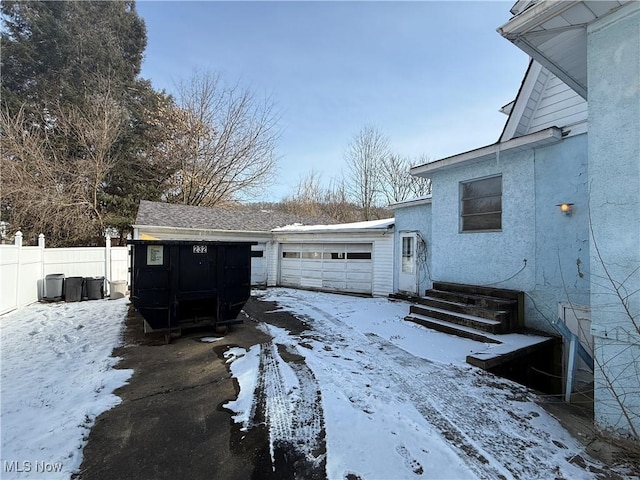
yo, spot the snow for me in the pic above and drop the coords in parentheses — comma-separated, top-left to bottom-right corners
(0, 289, 622, 479)
(272, 218, 394, 232)
(224, 288, 609, 479)
(1, 299, 131, 480)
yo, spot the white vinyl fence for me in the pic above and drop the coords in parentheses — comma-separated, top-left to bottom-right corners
(0, 232, 129, 315)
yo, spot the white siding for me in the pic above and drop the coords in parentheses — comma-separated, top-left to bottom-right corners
(372, 234, 394, 297)
(266, 241, 279, 287)
(528, 73, 587, 133)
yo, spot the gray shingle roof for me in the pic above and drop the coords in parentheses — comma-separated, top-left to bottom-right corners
(134, 200, 339, 232)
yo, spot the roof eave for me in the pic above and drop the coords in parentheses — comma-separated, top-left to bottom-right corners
(273, 227, 393, 235)
(132, 224, 271, 235)
(410, 126, 563, 177)
(389, 196, 433, 209)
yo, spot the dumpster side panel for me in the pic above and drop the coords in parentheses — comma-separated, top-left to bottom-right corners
(217, 244, 252, 323)
(131, 243, 172, 331)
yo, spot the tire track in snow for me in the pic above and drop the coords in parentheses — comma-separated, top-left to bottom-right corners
(288, 297, 605, 480)
(290, 299, 505, 479)
(254, 342, 326, 478)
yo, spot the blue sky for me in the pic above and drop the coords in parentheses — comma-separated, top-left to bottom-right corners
(136, 1, 529, 201)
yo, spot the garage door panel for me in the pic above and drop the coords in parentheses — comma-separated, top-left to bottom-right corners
(346, 281, 372, 293)
(301, 278, 323, 289)
(302, 269, 323, 280)
(322, 263, 347, 272)
(322, 270, 346, 281)
(322, 280, 344, 290)
(346, 271, 372, 281)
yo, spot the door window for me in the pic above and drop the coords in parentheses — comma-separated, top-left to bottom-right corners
(402, 237, 415, 273)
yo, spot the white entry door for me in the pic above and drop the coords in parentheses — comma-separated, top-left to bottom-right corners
(398, 233, 418, 294)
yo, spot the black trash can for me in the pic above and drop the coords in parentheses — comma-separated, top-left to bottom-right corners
(64, 277, 84, 302)
(85, 276, 104, 300)
(45, 274, 65, 300)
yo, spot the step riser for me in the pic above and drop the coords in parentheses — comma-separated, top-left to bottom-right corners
(405, 315, 501, 344)
(415, 297, 510, 323)
(409, 305, 504, 334)
(432, 281, 521, 301)
(426, 289, 516, 311)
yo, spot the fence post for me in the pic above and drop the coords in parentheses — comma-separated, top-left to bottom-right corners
(105, 234, 111, 296)
(14, 231, 23, 308)
(38, 234, 45, 299)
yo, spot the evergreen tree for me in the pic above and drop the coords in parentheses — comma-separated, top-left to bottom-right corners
(1, 1, 175, 244)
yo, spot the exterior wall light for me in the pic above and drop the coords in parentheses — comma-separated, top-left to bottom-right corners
(557, 203, 574, 216)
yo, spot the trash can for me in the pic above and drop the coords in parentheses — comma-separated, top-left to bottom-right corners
(45, 274, 65, 300)
(85, 276, 104, 300)
(109, 280, 127, 300)
(64, 277, 84, 302)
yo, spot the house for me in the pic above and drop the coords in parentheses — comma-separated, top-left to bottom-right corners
(395, 1, 639, 437)
(133, 200, 395, 296)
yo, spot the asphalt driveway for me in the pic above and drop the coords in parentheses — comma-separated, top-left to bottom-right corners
(77, 297, 301, 480)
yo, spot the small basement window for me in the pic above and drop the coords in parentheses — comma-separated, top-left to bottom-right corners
(460, 175, 502, 232)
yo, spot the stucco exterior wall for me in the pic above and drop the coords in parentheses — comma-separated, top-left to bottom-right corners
(531, 134, 590, 331)
(587, 3, 640, 436)
(427, 134, 589, 334)
(393, 202, 432, 295)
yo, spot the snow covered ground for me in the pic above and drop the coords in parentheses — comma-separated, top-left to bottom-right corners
(0, 289, 631, 480)
(226, 288, 618, 479)
(1, 299, 131, 480)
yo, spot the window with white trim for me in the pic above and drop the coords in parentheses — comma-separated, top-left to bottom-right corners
(460, 175, 502, 232)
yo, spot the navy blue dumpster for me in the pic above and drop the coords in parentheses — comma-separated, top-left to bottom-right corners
(128, 240, 254, 335)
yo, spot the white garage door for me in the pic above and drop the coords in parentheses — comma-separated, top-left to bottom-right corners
(280, 243, 372, 294)
(251, 245, 267, 286)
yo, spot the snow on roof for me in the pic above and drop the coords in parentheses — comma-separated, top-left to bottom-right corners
(272, 218, 394, 233)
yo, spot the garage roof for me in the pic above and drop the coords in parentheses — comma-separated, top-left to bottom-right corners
(134, 200, 338, 232)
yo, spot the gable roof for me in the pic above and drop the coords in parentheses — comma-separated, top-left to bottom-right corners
(500, 60, 587, 142)
(133, 200, 339, 233)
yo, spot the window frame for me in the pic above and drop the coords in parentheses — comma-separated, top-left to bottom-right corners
(459, 174, 502, 233)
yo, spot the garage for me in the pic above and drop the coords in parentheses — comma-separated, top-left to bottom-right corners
(280, 243, 373, 294)
(273, 218, 395, 297)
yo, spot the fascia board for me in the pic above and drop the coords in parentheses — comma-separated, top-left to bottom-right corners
(132, 224, 272, 237)
(410, 127, 563, 176)
(500, 61, 544, 142)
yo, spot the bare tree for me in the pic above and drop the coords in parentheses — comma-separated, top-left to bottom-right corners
(281, 170, 325, 216)
(1, 88, 124, 246)
(163, 71, 279, 207)
(344, 125, 389, 220)
(380, 153, 432, 204)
